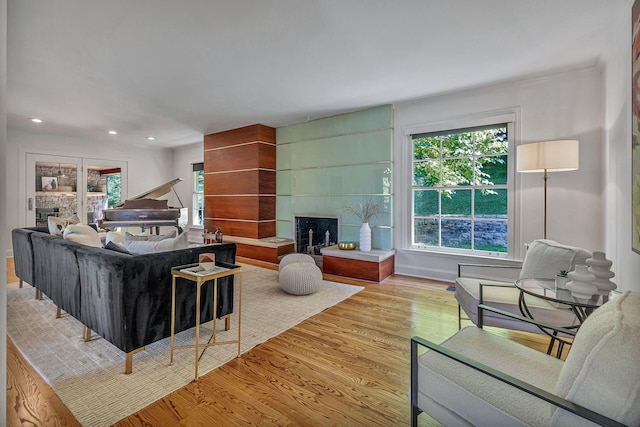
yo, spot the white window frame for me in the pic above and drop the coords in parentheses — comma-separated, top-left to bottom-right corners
(403, 112, 519, 259)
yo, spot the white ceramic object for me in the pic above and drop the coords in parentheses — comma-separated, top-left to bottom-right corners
(555, 275, 569, 290)
(359, 222, 371, 252)
(586, 251, 617, 296)
(566, 264, 597, 300)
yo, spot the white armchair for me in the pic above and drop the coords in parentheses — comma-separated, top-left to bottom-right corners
(411, 292, 640, 427)
(455, 239, 592, 335)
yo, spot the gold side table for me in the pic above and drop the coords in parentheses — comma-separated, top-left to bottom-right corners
(170, 261, 242, 380)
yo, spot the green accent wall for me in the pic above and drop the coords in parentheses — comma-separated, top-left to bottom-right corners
(276, 105, 393, 249)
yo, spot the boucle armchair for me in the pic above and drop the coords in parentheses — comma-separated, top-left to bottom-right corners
(455, 239, 591, 335)
(411, 292, 640, 427)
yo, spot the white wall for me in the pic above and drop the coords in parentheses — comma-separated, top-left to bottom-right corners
(603, 0, 640, 293)
(1, 0, 8, 420)
(5, 128, 175, 254)
(394, 66, 605, 282)
(171, 140, 204, 242)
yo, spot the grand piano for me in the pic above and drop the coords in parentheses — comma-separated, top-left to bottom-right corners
(98, 178, 188, 234)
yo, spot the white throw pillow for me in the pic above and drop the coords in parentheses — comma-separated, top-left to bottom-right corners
(47, 214, 81, 237)
(125, 231, 151, 241)
(105, 231, 125, 245)
(121, 231, 188, 254)
(148, 230, 177, 241)
(62, 223, 102, 247)
(519, 239, 591, 280)
(124, 230, 177, 242)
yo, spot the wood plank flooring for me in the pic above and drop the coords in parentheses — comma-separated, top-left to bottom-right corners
(6, 257, 553, 426)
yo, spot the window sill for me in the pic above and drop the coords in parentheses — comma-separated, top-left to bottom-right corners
(399, 246, 519, 264)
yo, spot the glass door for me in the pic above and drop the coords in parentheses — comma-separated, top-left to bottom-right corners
(82, 158, 128, 225)
(25, 154, 128, 227)
(26, 154, 82, 227)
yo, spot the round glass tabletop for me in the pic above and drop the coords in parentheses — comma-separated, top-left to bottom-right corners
(514, 278, 604, 309)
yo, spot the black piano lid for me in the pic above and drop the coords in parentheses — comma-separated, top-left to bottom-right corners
(114, 178, 184, 208)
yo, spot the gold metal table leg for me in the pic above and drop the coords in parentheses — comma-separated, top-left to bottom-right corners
(170, 275, 176, 365)
(212, 277, 218, 345)
(195, 277, 202, 379)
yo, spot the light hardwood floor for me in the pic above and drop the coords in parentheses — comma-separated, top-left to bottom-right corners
(6, 257, 553, 426)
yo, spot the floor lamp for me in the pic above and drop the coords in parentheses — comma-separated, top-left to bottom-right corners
(516, 140, 579, 239)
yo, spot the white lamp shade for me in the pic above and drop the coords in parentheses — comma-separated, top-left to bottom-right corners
(516, 140, 579, 172)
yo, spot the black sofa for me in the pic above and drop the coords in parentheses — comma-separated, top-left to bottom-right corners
(11, 227, 237, 373)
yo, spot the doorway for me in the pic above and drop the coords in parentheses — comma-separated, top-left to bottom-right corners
(25, 153, 128, 227)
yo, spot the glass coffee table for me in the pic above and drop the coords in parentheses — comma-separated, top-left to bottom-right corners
(514, 278, 605, 357)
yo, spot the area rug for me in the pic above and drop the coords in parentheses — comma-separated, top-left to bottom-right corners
(7, 264, 363, 426)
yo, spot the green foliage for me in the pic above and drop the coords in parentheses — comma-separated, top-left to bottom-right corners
(195, 170, 204, 192)
(106, 175, 121, 208)
(412, 126, 509, 252)
(413, 127, 507, 193)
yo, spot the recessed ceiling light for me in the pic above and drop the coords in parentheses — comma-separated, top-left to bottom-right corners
(108, 130, 117, 135)
(30, 118, 43, 123)
(147, 136, 155, 141)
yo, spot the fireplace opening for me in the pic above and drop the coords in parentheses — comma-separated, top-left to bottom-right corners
(295, 215, 339, 256)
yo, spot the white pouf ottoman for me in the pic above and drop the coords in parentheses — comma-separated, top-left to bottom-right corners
(280, 262, 323, 295)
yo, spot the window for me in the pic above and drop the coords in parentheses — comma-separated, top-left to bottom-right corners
(411, 123, 509, 254)
(106, 174, 121, 208)
(192, 162, 204, 227)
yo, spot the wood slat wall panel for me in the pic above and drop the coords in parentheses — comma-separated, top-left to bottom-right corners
(204, 143, 264, 172)
(203, 219, 276, 239)
(204, 124, 276, 150)
(204, 196, 275, 221)
(204, 170, 275, 195)
(203, 124, 277, 243)
(258, 142, 276, 170)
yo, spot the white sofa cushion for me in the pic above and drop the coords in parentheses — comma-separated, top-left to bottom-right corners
(519, 239, 591, 280)
(551, 292, 640, 426)
(418, 326, 563, 427)
(47, 214, 81, 237)
(105, 230, 125, 245)
(62, 223, 102, 247)
(121, 231, 188, 254)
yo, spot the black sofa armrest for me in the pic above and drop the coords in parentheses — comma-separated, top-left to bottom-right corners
(11, 228, 38, 286)
(410, 336, 624, 427)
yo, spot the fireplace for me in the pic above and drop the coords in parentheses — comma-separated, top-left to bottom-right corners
(295, 215, 339, 255)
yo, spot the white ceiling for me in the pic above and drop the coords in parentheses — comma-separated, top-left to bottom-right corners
(7, 0, 618, 149)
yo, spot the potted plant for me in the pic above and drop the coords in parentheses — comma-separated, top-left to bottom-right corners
(344, 195, 386, 252)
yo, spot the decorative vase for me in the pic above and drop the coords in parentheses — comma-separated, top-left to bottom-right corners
(566, 264, 597, 300)
(359, 222, 372, 252)
(214, 227, 223, 243)
(555, 275, 569, 290)
(586, 251, 616, 296)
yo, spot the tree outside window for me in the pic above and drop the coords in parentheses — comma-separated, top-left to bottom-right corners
(193, 163, 204, 227)
(106, 174, 121, 208)
(412, 124, 509, 253)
